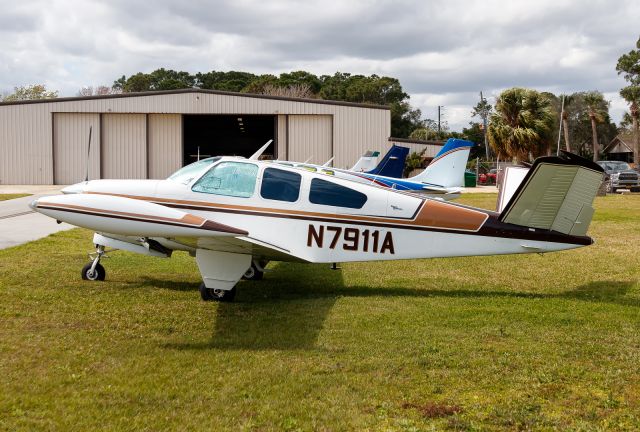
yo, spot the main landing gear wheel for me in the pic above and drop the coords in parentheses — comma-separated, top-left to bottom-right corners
(242, 262, 264, 281)
(199, 282, 236, 302)
(81, 262, 106, 281)
(82, 245, 107, 281)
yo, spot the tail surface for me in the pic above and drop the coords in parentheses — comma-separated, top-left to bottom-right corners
(350, 150, 380, 172)
(366, 145, 409, 178)
(499, 151, 604, 237)
(409, 138, 472, 187)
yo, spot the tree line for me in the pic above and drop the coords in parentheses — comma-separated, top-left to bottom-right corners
(110, 70, 425, 138)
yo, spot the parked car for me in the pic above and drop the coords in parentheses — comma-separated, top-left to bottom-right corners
(478, 168, 498, 185)
(596, 161, 640, 193)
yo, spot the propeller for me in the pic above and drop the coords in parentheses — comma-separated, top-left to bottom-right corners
(249, 139, 274, 160)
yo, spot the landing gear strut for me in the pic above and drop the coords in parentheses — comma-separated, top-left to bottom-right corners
(82, 245, 107, 281)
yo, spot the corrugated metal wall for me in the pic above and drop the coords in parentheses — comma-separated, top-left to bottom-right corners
(276, 115, 287, 160)
(148, 114, 182, 179)
(287, 115, 332, 164)
(53, 113, 100, 184)
(0, 104, 52, 184)
(101, 114, 147, 179)
(0, 91, 391, 184)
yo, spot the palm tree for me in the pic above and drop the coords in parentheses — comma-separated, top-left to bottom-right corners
(620, 87, 640, 165)
(487, 88, 554, 161)
(559, 94, 573, 152)
(583, 91, 608, 161)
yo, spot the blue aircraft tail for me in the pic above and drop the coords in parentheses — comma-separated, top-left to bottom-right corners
(366, 145, 409, 178)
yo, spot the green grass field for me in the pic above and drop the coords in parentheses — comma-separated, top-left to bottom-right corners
(1, 194, 639, 431)
(0, 194, 30, 201)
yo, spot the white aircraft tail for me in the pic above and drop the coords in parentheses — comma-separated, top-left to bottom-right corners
(499, 152, 604, 236)
(409, 139, 472, 187)
(350, 150, 380, 172)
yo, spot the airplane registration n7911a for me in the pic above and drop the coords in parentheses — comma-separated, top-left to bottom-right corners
(31, 148, 604, 302)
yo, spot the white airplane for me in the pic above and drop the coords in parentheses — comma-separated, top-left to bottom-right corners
(31, 149, 603, 302)
(276, 138, 473, 199)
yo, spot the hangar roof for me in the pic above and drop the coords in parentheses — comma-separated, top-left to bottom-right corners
(0, 88, 390, 110)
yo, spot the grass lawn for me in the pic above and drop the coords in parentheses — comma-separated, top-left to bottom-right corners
(0, 194, 30, 201)
(1, 194, 639, 431)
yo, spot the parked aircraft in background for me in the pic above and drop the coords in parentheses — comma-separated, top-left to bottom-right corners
(347, 144, 410, 178)
(32, 150, 603, 302)
(278, 138, 473, 199)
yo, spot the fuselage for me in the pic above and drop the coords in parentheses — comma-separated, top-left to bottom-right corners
(47, 157, 591, 264)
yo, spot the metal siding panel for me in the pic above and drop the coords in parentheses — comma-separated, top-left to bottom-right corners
(53, 113, 100, 184)
(102, 114, 146, 179)
(148, 114, 182, 179)
(288, 115, 332, 164)
(0, 104, 52, 184)
(276, 115, 287, 160)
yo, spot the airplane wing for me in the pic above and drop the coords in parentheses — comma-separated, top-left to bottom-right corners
(31, 193, 307, 262)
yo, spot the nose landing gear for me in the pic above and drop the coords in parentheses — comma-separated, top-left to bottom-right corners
(81, 245, 107, 281)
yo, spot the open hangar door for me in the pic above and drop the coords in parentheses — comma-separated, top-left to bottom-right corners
(182, 115, 276, 165)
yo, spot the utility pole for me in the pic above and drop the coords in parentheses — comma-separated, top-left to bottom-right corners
(437, 105, 443, 134)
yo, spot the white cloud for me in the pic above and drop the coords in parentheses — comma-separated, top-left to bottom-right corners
(0, 0, 638, 130)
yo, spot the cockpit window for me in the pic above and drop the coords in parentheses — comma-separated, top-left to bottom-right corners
(167, 157, 220, 184)
(260, 168, 301, 202)
(309, 178, 368, 209)
(192, 161, 258, 198)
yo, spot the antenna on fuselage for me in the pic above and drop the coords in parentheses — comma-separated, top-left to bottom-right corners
(322, 157, 334, 167)
(249, 139, 274, 160)
(84, 126, 92, 182)
(303, 156, 313, 164)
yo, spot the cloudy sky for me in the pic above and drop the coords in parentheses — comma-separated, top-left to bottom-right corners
(1, 0, 638, 130)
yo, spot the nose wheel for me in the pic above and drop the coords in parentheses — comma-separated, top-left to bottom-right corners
(82, 245, 107, 281)
(199, 283, 236, 302)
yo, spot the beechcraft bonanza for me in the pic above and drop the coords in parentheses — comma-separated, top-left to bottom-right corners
(31, 143, 604, 302)
(277, 138, 473, 199)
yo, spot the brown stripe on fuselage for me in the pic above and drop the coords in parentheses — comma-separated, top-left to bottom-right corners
(86, 191, 488, 232)
(35, 202, 248, 235)
(416, 200, 488, 231)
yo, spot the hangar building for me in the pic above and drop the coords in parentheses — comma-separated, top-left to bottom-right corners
(0, 89, 404, 185)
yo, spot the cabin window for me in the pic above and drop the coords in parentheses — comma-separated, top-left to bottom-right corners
(309, 178, 368, 209)
(260, 168, 301, 202)
(192, 161, 258, 198)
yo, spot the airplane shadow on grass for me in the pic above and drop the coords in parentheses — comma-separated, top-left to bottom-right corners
(158, 263, 638, 351)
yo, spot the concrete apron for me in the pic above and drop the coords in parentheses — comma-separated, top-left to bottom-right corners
(0, 187, 74, 250)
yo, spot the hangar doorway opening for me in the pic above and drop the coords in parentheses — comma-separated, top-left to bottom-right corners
(182, 115, 277, 165)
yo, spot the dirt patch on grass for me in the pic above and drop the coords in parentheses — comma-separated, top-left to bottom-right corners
(402, 401, 463, 418)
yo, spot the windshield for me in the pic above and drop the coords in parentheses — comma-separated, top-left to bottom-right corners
(167, 157, 221, 184)
(598, 161, 631, 172)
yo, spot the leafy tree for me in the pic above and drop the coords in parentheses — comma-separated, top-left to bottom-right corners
(561, 92, 617, 159)
(241, 74, 279, 94)
(616, 36, 640, 165)
(3, 84, 58, 101)
(195, 71, 257, 92)
(114, 69, 195, 93)
(471, 98, 492, 158)
(461, 122, 486, 160)
(277, 71, 322, 94)
(487, 87, 555, 161)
